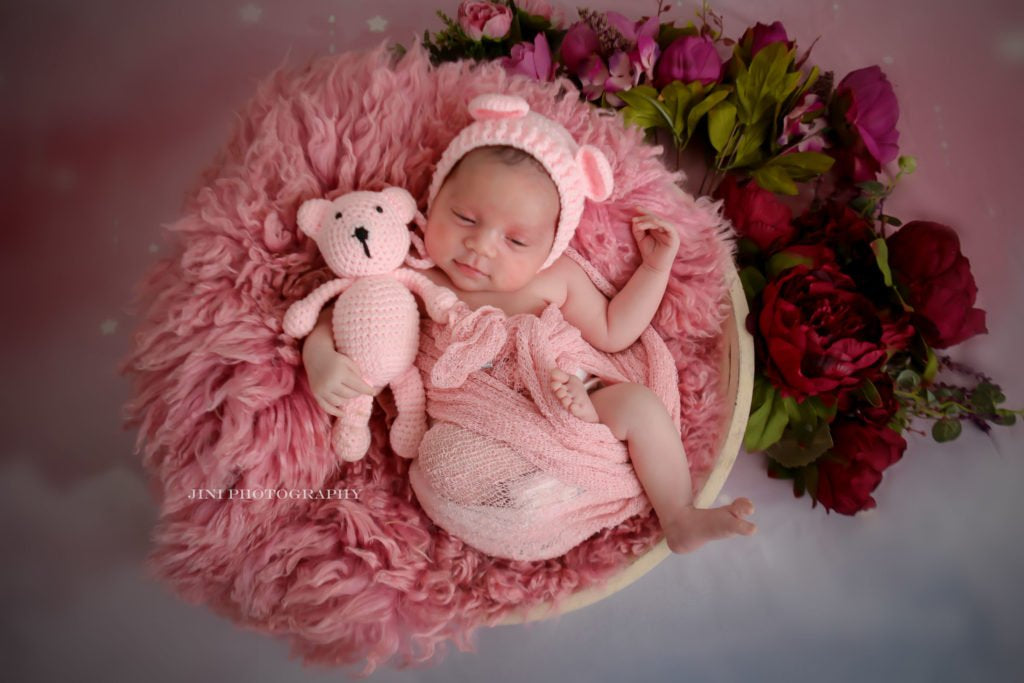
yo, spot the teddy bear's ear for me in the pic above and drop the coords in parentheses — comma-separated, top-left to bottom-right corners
(468, 93, 529, 121)
(381, 187, 417, 225)
(575, 145, 614, 202)
(296, 198, 331, 237)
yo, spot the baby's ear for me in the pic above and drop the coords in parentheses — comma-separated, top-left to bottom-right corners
(468, 93, 529, 121)
(381, 187, 417, 224)
(576, 145, 614, 202)
(296, 198, 331, 237)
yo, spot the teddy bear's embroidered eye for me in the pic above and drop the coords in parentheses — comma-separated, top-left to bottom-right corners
(375, 206, 383, 213)
(335, 211, 342, 219)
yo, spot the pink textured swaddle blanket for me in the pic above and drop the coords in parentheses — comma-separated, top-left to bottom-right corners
(408, 248, 682, 561)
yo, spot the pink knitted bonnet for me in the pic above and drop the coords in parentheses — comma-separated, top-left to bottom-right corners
(427, 93, 615, 271)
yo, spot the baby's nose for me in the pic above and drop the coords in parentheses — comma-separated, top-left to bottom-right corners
(467, 232, 498, 257)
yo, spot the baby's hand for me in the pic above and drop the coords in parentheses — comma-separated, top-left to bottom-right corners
(303, 346, 378, 417)
(631, 213, 680, 274)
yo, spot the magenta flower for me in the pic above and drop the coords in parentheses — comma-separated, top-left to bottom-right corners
(579, 54, 609, 101)
(457, 1, 512, 41)
(654, 35, 722, 88)
(836, 66, 900, 166)
(743, 21, 791, 58)
(560, 20, 601, 75)
(501, 31, 554, 81)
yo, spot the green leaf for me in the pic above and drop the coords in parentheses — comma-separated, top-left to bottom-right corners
(734, 41, 793, 125)
(993, 410, 1017, 427)
(766, 250, 814, 277)
(932, 418, 962, 443)
(809, 396, 838, 421)
(766, 151, 834, 181)
(858, 180, 885, 195)
(751, 164, 797, 195)
(870, 238, 893, 287)
(707, 101, 737, 154)
(739, 265, 767, 301)
(766, 424, 834, 468)
(661, 81, 697, 139)
(731, 120, 770, 168)
(686, 87, 732, 138)
(922, 346, 939, 383)
(862, 378, 883, 407)
(970, 381, 1002, 413)
(619, 86, 673, 132)
(744, 379, 791, 451)
(896, 369, 921, 391)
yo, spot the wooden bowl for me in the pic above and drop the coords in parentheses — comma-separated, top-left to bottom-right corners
(498, 266, 755, 624)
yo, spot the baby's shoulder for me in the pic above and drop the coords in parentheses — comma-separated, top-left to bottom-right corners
(539, 254, 598, 303)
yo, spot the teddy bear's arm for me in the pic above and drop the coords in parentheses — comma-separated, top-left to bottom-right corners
(393, 268, 459, 323)
(283, 277, 353, 338)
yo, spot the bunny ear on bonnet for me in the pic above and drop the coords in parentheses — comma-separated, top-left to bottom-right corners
(576, 145, 614, 202)
(468, 93, 530, 121)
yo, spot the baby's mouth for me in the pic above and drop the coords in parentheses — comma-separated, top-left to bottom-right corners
(454, 260, 486, 277)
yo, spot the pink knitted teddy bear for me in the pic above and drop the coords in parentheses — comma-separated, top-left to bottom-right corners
(283, 187, 457, 461)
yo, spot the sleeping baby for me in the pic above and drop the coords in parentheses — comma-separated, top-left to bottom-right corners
(300, 93, 756, 559)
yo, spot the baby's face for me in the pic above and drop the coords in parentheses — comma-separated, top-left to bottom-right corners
(425, 150, 559, 293)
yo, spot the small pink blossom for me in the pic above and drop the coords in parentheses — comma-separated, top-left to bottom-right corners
(777, 93, 826, 152)
(604, 51, 638, 106)
(457, 1, 512, 41)
(630, 16, 661, 82)
(501, 31, 555, 81)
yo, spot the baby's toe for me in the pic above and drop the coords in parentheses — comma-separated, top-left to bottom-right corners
(731, 498, 755, 517)
(550, 367, 570, 382)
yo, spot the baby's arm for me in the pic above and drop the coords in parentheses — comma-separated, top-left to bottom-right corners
(560, 214, 680, 353)
(301, 303, 378, 417)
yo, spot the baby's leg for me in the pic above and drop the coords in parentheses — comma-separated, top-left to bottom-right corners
(551, 370, 757, 554)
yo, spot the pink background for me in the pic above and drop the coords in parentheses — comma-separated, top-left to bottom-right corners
(2, 0, 1022, 680)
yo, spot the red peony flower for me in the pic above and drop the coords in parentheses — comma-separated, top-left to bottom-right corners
(714, 174, 796, 254)
(886, 221, 988, 349)
(814, 419, 906, 514)
(756, 261, 889, 400)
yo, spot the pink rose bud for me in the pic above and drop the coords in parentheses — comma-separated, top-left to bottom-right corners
(457, 1, 513, 41)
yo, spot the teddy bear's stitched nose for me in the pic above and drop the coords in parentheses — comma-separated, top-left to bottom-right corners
(352, 226, 371, 258)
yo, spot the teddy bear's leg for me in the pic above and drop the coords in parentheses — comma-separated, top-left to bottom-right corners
(388, 366, 427, 459)
(331, 394, 374, 461)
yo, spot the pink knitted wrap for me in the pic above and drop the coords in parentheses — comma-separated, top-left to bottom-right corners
(409, 248, 679, 561)
(119, 43, 737, 675)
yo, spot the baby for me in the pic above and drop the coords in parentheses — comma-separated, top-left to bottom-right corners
(301, 94, 756, 554)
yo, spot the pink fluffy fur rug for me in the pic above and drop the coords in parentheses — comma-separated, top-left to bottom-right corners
(120, 42, 736, 675)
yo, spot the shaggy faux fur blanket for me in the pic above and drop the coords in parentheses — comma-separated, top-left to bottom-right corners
(120, 42, 735, 675)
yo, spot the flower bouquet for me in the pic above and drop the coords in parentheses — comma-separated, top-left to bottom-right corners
(419, 1, 1021, 515)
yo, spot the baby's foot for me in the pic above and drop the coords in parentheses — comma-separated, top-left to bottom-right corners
(661, 498, 757, 554)
(550, 368, 599, 423)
